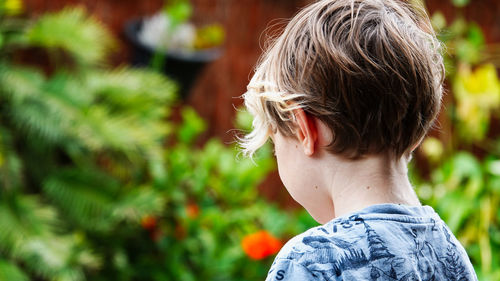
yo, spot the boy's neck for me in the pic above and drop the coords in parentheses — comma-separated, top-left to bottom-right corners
(321, 152, 421, 221)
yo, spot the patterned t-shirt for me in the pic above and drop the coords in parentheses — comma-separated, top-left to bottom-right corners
(265, 204, 477, 281)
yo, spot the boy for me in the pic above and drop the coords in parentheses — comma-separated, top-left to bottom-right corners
(239, 0, 478, 280)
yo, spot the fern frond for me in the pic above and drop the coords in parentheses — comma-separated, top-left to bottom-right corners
(0, 63, 45, 102)
(0, 194, 58, 260)
(112, 186, 166, 222)
(26, 7, 116, 66)
(0, 125, 24, 191)
(42, 168, 120, 231)
(1, 65, 172, 172)
(87, 67, 177, 109)
(44, 72, 94, 108)
(18, 234, 100, 281)
(0, 65, 75, 144)
(9, 98, 70, 144)
(0, 193, 101, 280)
(70, 104, 169, 163)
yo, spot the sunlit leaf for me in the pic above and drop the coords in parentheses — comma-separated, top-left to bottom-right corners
(27, 7, 116, 66)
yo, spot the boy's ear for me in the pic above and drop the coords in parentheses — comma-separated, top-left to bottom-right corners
(293, 108, 318, 156)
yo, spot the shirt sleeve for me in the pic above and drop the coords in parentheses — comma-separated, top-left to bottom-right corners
(264, 258, 321, 281)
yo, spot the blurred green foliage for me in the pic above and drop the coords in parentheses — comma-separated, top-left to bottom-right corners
(164, 0, 192, 28)
(0, 4, 315, 281)
(412, 2, 500, 280)
(1, 0, 499, 280)
(0, 6, 173, 280)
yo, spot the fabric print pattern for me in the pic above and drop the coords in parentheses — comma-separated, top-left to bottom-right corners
(265, 204, 478, 281)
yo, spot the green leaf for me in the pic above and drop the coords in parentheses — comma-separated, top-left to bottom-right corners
(467, 24, 485, 47)
(27, 7, 115, 65)
(164, 0, 192, 27)
(43, 168, 120, 231)
(177, 107, 207, 143)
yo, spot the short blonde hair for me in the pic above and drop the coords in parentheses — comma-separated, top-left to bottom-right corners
(239, 0, 444, 159)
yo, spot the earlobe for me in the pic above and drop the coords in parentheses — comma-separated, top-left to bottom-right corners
(293, 108, 318, 156)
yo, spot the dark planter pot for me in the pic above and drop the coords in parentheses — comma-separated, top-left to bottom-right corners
(124, 19, 223, 100)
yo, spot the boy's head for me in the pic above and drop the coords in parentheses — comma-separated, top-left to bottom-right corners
(240, 0, 444, 160)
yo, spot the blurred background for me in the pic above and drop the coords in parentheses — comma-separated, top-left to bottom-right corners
(0, 0, 499, 280)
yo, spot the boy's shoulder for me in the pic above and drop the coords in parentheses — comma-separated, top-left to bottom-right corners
(274, 204, 437, 261)
(273, 218, 357, 261)
(266, 204, 478, 281)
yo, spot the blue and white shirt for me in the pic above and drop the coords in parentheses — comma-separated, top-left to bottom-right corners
(265, 204, 477, 280)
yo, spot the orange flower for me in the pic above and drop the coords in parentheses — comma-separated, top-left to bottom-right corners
(241, 230, 283, 260)
(141, 215, 157, 230)
(186, 203, 200, 219)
